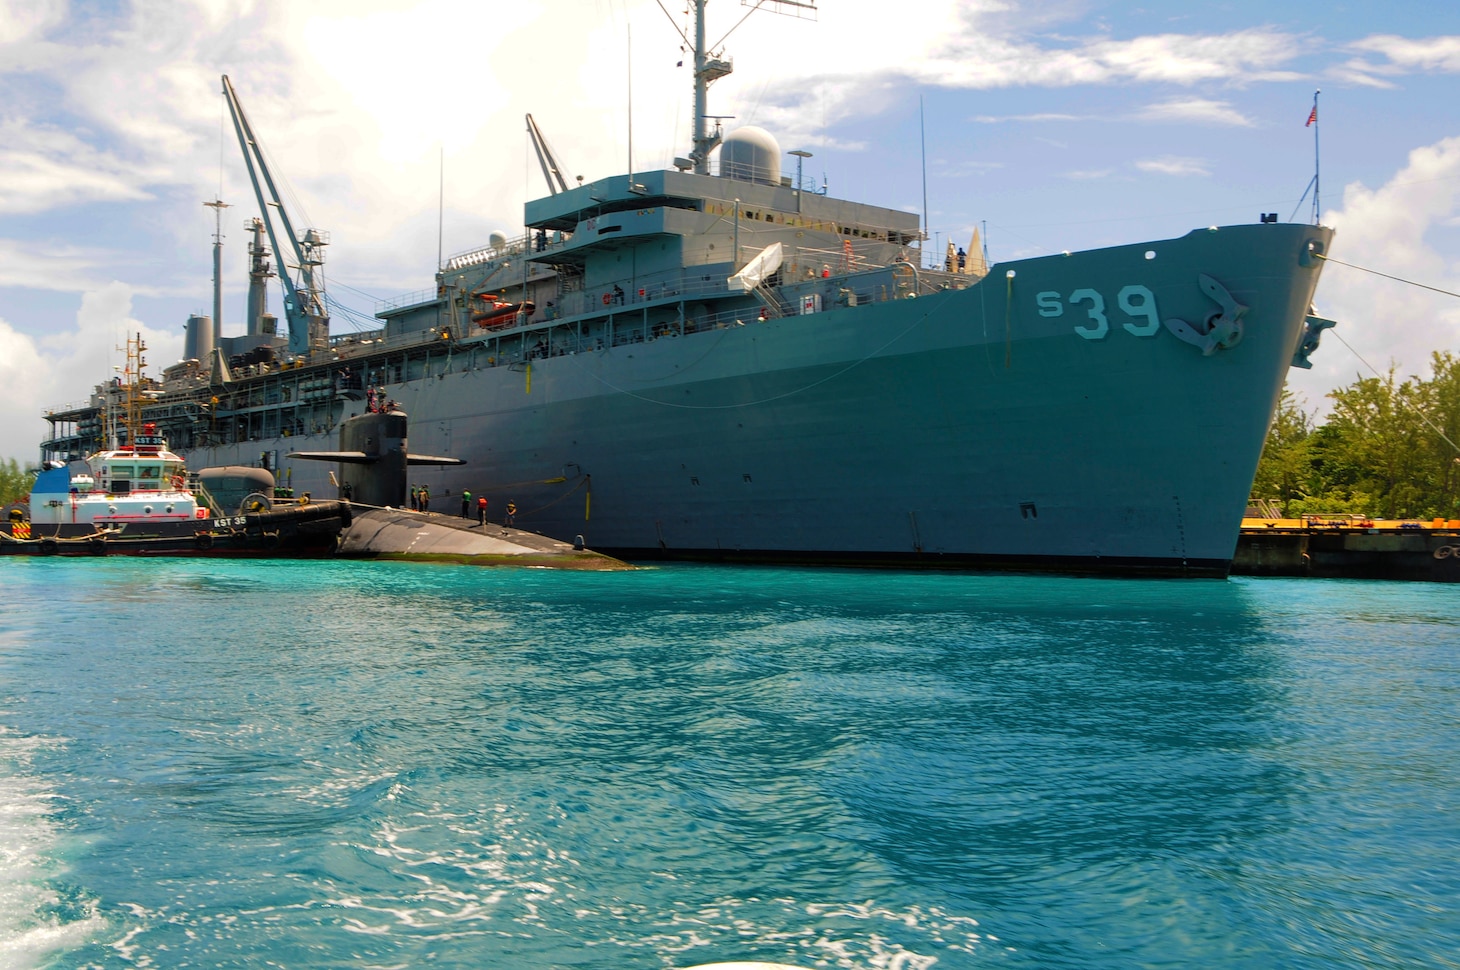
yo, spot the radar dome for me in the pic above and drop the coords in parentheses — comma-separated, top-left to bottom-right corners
(718, 126, 782, 186)
(489, 231, 508, 249)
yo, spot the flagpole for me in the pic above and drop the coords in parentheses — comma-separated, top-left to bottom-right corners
(1311, 89, 1321, 225)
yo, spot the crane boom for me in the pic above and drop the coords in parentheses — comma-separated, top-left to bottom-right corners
(525, 114, 571, 195)
(221, 75, 329, 356)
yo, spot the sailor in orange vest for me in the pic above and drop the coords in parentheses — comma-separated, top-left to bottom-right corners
(477, 494, 488, 526)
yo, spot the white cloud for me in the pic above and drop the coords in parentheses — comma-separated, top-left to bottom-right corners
(1329, 35, 1460, 87)
(932, 159, 1004, 178)
(1134, 98, 1254, 127)
(1072, 29, 1304, 86)
(1324, 60, 1400, 89)
(0, 317, 49, 462)
(0, 122, 157, 214)
(1347, 34, 1460, 73)
(976, 100, 1254, 127)
(0, 0, 66, 45)
(1287, 136, 1460, 411)
(0, 284, 185, 461)
(1135, 155, 1211, 176)
(974, 113, 1082, 123)
(0, 239, 193, 298)
(687, 8, 1305, 147)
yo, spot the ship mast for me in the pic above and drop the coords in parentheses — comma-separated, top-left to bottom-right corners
(203, 198, 230, 345)
(669, 0, 817, 175)
(245, 217, 274, 335)
(113, 333, 147, 449)
(689, 0, 725, 174)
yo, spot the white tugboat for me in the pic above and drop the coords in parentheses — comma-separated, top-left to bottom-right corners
(27, 420, 206, 535)
(7, 335, 350, 556)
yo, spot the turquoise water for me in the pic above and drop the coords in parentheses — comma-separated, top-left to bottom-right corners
(0, 559, 1457, 970)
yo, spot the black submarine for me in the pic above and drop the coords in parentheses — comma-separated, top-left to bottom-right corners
(289, 406, 625, 569)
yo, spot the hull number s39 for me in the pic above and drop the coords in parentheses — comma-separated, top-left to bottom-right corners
(1035, 284, 1161, 340)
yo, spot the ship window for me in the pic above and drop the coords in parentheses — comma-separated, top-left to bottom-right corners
(112, 480, 131, 495)
(140, 466, 158, 479)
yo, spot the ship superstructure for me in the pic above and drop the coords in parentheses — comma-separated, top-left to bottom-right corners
(40, 1, 1335, 575)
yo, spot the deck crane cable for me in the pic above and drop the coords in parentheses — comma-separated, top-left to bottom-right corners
(320, 295, 376, 332)
(1326, 329, 1460, 458)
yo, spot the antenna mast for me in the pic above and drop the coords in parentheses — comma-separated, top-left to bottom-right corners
(920, 95, 928, 269)
(203, 199, 231, 344)
(1311, 89, 1321, 225)
(674, 0, 816, 175)
(628, 25, 635, 190)
(690, 0, 726, 174)
(438, 146, 444, 272)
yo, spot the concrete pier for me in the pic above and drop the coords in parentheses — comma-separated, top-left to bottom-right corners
(1234, 518, 1460, 582)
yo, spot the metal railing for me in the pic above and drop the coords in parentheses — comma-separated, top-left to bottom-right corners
(375, 289, 440, 314)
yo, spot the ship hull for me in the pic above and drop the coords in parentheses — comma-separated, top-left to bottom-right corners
(177, 223, 1329, 575)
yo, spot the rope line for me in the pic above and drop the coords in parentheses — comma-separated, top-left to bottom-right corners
(1311, 251, 1460, 455)
(1313, 252, 1460, 300)
(1329, 330, 1460, 457)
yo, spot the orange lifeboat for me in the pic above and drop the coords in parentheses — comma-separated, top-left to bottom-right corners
(473, 299, 536, 330)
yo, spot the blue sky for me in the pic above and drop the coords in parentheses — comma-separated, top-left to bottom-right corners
(2, 0, 1459, 460)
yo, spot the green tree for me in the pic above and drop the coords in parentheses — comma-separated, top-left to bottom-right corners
(0, 457, 36, 504)
(1321, 366, 1434, 516)
(1250, 385, 1314, 515)
(1410, 351, 1460, 519)
(1252, 355, 1460, 519)
(1273, 354, 1460, 520)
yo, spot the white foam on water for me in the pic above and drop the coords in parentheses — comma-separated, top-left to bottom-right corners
(0, 726, 104, 969)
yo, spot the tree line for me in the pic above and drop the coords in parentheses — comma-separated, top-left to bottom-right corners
(1253, 351, 1460, 519)
(1, 458, 35, 506)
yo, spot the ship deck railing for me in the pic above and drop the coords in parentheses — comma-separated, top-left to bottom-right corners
(374, 289, 441, 314)
(453, 260, 984, 349)
(376, 230, 579, 309)
(44, 399, 99, 420)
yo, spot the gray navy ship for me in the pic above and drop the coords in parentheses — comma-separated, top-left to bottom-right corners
(40, 0, 1336, 576)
